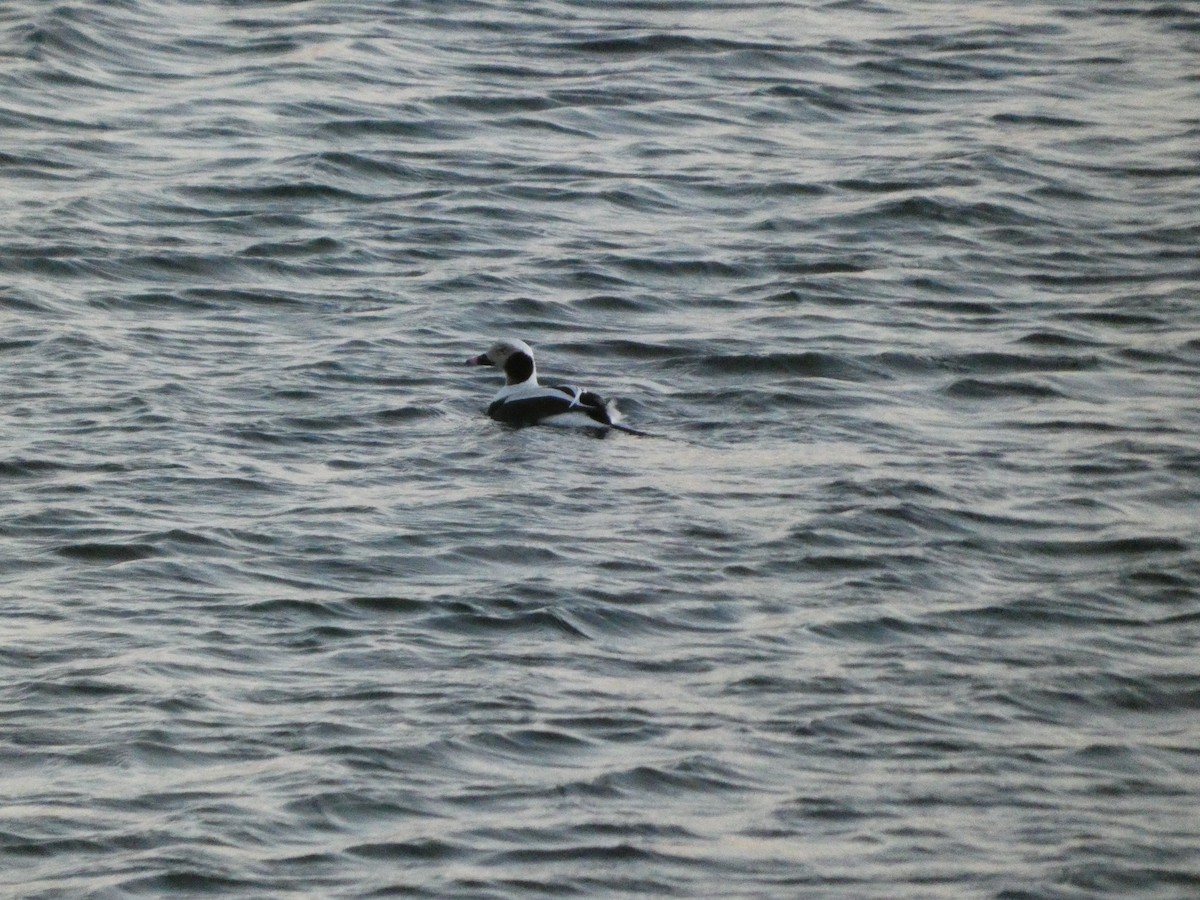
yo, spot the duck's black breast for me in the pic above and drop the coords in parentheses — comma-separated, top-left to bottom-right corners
(487, 386, 614, 427)
(488, 387, 578, 426)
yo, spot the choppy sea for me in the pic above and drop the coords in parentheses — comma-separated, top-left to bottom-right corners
(3, 1, 1199, 897)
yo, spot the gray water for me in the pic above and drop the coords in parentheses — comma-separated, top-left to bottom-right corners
(3, 1, 1199, 897)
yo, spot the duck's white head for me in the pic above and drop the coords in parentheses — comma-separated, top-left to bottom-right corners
(466, 338, 538, 386)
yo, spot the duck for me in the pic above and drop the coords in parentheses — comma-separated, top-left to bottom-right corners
(466, 338, 628, 429)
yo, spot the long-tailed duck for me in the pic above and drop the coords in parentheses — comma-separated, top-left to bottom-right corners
(466, 338, 635, 430)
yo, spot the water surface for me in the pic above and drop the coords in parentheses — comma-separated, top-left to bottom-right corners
(2, 1, 1199, 896)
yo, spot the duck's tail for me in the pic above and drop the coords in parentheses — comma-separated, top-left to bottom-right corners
(575, 391, 657, 437)
(610, 422, 655, 437)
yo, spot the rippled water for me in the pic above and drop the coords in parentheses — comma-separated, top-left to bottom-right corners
(3, 1, 1199, 896)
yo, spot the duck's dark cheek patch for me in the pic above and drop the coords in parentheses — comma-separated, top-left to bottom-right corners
(504, 351, 535, 384)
